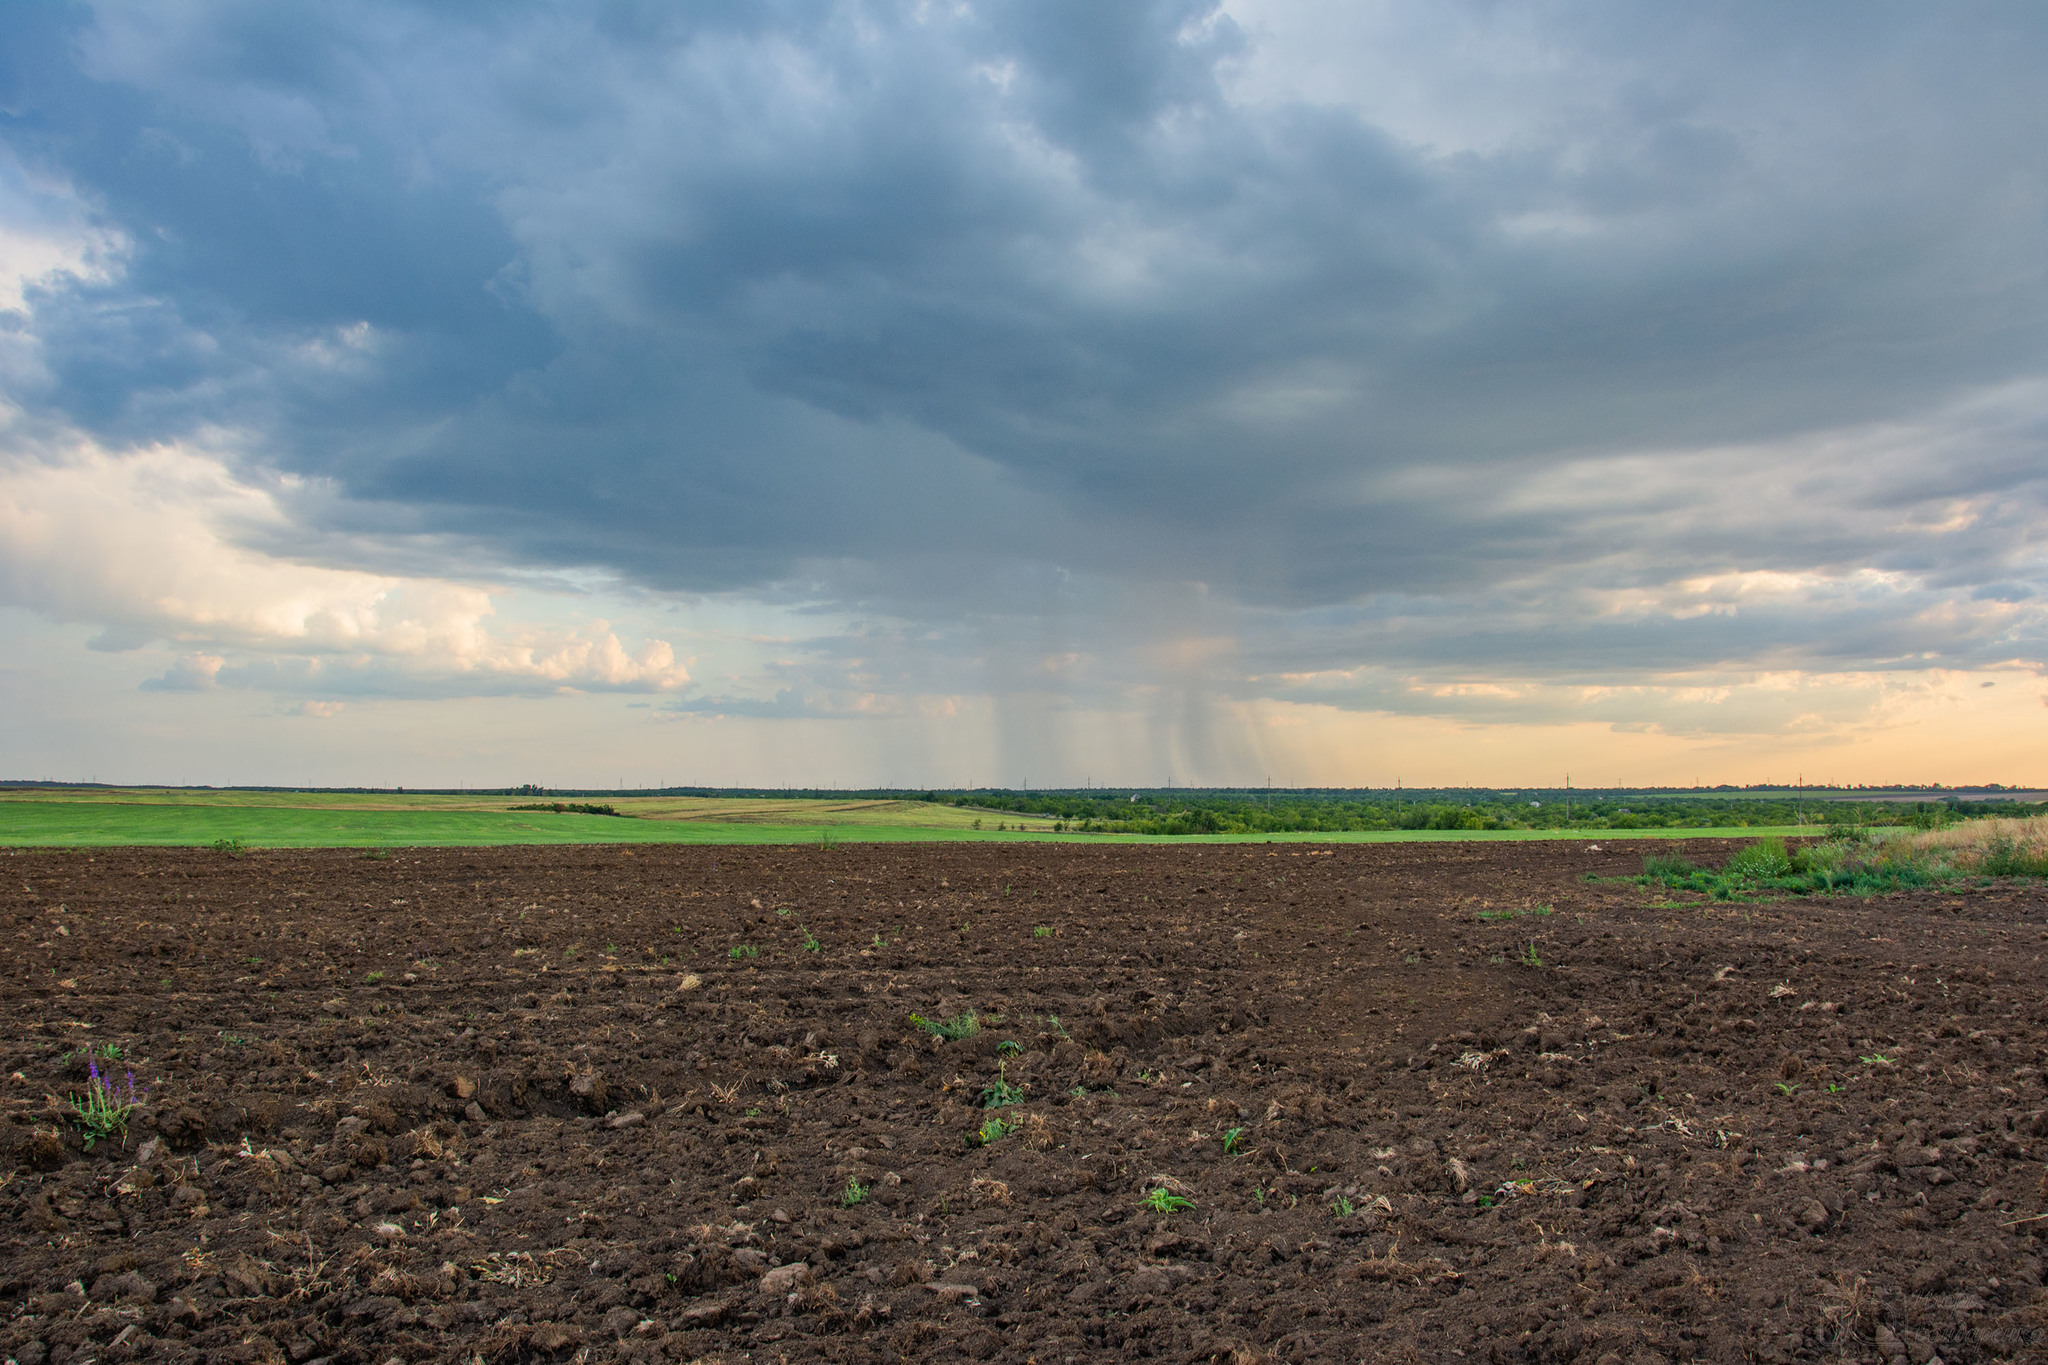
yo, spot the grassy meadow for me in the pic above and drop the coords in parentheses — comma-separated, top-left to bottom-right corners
(0, 787, 1808, 848)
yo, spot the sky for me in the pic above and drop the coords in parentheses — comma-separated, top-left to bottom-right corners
(2, 0, 2047, 790)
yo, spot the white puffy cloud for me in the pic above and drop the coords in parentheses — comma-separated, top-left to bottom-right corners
(0, 427, 690, 695)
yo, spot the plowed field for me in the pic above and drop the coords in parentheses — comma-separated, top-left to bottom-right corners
(5, 841, 2048, 1365)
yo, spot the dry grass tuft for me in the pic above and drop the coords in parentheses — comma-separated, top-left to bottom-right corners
(1889, 814, 2048, 875)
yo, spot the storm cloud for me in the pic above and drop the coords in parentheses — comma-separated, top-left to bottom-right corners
(3, 1, 2047, 782)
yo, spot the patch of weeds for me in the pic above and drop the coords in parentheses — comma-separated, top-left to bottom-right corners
(1860, 1053, 1894, 1066)
(364, 971, 385, 984)
(69, 1059, 144, 1150)
(728, 944, 760, 960)
(911, 1010, 981, 1042)
(841, 1177, 869, 1207)
(970, 1113, 1015, 1147)
(563, 945, 579, 958)
(1222, 1126, 1246, 1154)
(996, 1040, 1023, 1057)
(1476, 905, 1553, 922)
(1140, 1189, 1194, 1214)
(211, 838, 246, 857)
(217, 1032, 250, 1047)
(872, 933, 887, 948)
(1488, 953, 1506, 965)
(1331, 1195, 1356, 1217)
(1033, 925, 1055, 938)
(1639, 852, 1699, 882)
(1068, 1086, 1089, 1098)
(1041, 1014, 1071, 1041)
(1402, 953, 1421, 965)
(744, 1106, 762, 1118)
(1517, 942, 1543, 968)
(802, 931, 821, 953)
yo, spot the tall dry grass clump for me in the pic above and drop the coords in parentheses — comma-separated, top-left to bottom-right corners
(1883, 815, 2048, 877)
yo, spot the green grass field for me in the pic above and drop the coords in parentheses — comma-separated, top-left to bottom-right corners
(0, 789, 1803, 848)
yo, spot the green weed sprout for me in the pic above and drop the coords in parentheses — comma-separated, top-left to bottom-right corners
(803, 932, 821, 953)
(364, 970, 384, 983)
(1033, 925, 1055, 938)
(1222, 1126, 1246, 1155)
(996, 1040, 1022, 1057)
(1775, 1081, 1801, 1095)
(1518, 942, 1543, 968)
(910, 1010, 981, 1042)
(1477, 905, 1554, 922)
(972, 1114, 1014, 1147)
(842, 1177, 869, 1207)
(1860, 1053, 1894, 1066)
(1331, 1195, 1356, 1217)
(980, 1062, 1027, 1109)
(1140, 1189, 1194, 1214)
(729, 944, 759, 960)
(70, 1059, 144, 1150)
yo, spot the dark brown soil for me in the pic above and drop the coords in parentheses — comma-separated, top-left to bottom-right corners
(4, 840, 2048, 1365)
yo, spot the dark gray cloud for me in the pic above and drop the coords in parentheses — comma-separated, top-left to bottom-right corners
(6, 0, 2048, 732)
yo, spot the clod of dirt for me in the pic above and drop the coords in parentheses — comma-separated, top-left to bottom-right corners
(528, 1323, 583, 1352)
(567, 1071, 606, 1111)
(761, 1262, 814, 1295)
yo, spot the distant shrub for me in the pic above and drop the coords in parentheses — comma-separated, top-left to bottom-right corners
(1723, 835, 1794, 881)
(508, 802, 630, 817)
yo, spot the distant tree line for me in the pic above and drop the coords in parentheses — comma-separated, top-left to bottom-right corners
(931, 790, 2041, 836)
